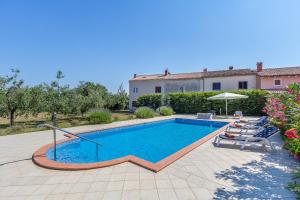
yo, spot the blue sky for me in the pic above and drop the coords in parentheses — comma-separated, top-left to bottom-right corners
(0, 0, 300, 92)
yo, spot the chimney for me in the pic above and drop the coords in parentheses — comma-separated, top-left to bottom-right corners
(203, 68, 208, 72)
(133, 74, 137, 78)
(164, 69, 170, 76)
(257, 62, 263, 72)
(229, 66, 234, 70)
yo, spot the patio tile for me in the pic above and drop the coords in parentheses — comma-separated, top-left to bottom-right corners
(123, 180, 140, 190)
(139, 172, 155, 180)
(174, 188, 196, 200)
(14, 185, 39, 196)
(171, 179, 189, 188)
(157, 189, 178, 200)
(191, 187, 213, 199)
(106, 181, 124, 191)
(110, 173, 126, 181)
(64, 193, 85, 200)
(51, 184, 73, 194)
(83, 192, 104, 200)
(26, 195, 48, 200)
(140, 180, 156, 190)
(32, 185, 56, 195)
(68, 182, 91, 193)
(102, 190, 122, 200)
(94, 174, 111, 182)
(121, 190, 140, 200)
(46, 194, 66, 200)
(77, 175, 96, 183)
(155, 179, 173, 189)
(125, 173, 139, 180)
(140, 189, 159, 200)
(88, 181, 108, 192)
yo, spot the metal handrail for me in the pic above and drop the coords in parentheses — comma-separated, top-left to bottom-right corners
(39, 123, 101, 161)
(41, 124, 102, 146)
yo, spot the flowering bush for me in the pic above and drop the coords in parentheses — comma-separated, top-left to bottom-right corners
(263, 97, 288, 128)
(263, 83, 300, 131)
(265, 84, 300, 197)
(285, 129, 299, 139)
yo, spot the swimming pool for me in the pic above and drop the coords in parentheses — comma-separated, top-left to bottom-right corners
(33, 118, 228, 171)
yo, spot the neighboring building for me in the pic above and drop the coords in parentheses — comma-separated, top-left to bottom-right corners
(257, 64, 300, 91)
(129, 62, 300, 109)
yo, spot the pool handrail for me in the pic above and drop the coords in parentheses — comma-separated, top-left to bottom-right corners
(38, 123, 102, 161)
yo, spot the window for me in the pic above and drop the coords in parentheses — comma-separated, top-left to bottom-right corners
(238, 81, 248, 89)
(155, 86, 162, 93)
(274, 80, 281, 86)
(133, 87, 138, 93)
(212, 82, 221, 90)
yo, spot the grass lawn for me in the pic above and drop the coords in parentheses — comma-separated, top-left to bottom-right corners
(0, 111, 136, 136)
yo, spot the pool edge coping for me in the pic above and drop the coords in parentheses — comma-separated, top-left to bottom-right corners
(32, 118, 231, 172)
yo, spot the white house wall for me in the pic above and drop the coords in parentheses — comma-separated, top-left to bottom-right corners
(203, 75, 257, 91)
(129, 79, 202, 109)
(129, 75, 257, 109)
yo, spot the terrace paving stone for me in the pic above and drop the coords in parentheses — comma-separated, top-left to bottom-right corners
(140, 189, 159, 200)
(0, 115, 298, 199)
(123, 180, 140, 190)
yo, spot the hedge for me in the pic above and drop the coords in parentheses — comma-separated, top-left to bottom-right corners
(136, 94, 162, 109)
(137, 90, 268, 116)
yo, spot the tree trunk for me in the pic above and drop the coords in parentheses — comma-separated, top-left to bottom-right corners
(51, 112, 57, 126)
(10, 110, 15, 127)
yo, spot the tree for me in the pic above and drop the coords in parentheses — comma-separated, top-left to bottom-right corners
(72, 81, 109, 116)
(26, 84, 47, 116)
(44, 70, 69, 121)
(0, 69, 27, 126)
(114, 83, 129, 110)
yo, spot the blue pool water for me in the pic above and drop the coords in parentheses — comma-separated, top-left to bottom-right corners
(47, 118, 228, 164)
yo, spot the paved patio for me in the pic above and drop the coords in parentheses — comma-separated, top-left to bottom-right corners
(0, 116, 298, 199)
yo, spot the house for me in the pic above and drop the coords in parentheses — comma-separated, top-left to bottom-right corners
(257, 63, 300, 91)
(129, 62, 300, 109)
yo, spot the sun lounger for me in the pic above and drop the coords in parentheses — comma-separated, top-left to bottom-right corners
(197, 113, 213, 120)
(214, 125, 279, 150)
(233, 116, 269, 129)
(234, 111, 243, 118)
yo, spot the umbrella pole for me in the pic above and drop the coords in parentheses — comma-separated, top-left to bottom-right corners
(226, 99, 228, 116)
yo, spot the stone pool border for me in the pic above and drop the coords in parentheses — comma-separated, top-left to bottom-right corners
(32, 117, 230, 172)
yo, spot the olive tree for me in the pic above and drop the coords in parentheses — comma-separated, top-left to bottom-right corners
(44, 70, 69, 121)
(0, 69, 27, 126)
(114, 83, 128, 110)
(72, 81, 109, 116)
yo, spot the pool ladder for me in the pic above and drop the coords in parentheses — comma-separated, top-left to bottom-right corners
(39, 124, 102, 161)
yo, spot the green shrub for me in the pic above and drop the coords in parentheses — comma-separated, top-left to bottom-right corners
(137, 94, 162, 109)
(137, 90, 268, 116)
(87, 110, 112, 124)
(157, 106, 174, 116)
(135, 107, 156, 118)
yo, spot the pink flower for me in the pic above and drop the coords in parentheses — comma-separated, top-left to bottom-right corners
(284, 129, 299, 139)
(288, 88, 293, 94)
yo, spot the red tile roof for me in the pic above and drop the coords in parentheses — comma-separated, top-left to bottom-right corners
(130, 66, 300, 81)
(130, 69, 256, 81)
(258, 66, 300, 76)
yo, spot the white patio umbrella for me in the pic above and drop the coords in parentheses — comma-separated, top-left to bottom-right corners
(207, 92, 248, 116)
